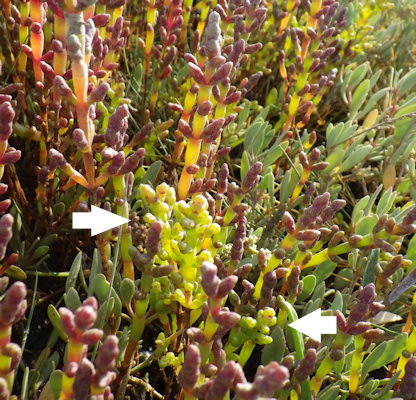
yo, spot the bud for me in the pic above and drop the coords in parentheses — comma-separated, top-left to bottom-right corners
(234, 263, 252, 279)
(186, 164, 199, 174)
(297, 229, 321, 242)
(130, 123, 153, 147)
(206, 362, 239, 400)
(119, 149, 145, 174)
(222, 91, 240, 106)
(197, 101, 212, 116)
(3, 342, 22, 371)
(89, 82, 110, 103)
(216, 275, 238, 299)
(178, 344, 200, 390)
(201, 262, 220, 298)
(188, 62, 205, 85)
(213, 309, 241, 327)
(152, 264, 174, 277)
(81, 328, 103, 345)
(178, 119, 193, 138)
(48, 149, 67, 170)
(253, 362, 289, 395)
(73, 359, 94, 399)
(63, 361, 79, 378)
(95, 335, 119, 372)
(294, 349, 316, 382)
(129, 247, 152, 271)
(59, 307, 77, 338)
(93, 13, 111, 27)
(201, 118, 225, 142)
(106, 152, 125, 175)
(282, 212, 295, 234)
(403, 206, 416, 225)
(1, 149, 21, 165)
(74, 298, 98, 331)
(0, 102, 15, 141)
(210, 62, 233, 85)
(146, 221, 163, 258)
(242, 162, 262, 193)
(400, 356, 416, 399)
(72, 128, 89, 151)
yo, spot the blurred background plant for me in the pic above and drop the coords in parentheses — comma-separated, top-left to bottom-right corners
(0, 0, 415, 399)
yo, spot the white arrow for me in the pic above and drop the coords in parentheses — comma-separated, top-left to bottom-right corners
(72, 205, 130, 236)
(289, 309, 337, 342)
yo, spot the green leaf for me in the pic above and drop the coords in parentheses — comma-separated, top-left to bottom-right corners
(96, 298, 115, 329)
(348, 63, 369, 92)
(38, 351, 60, 387)
(279, 165, 302, 203)
(132, 63, 142, 92)
(262, 141, 289, 169)
(326, 121, 357, 149)
(397, 69, 416, 97)
(33, 245, 49, 259)
(298, 275, 317, 301)
(304, 298, 322, 315)
(352, 196, 370, 225)
(334, 268, 353, 290)
(393, 134, 416, 166)
(266, 87, 278, 107)
(350, 79, 370, 117)
(141, 160, 162, 186)
(261, 125, 275, 150)
(262, 169, 274, 207)
(355, 215, 378, 235)
(393, 103, 416, 140)
(119, 278, 135, 306)
(317, 385, 340, 400)
(330, 290, 344, 312)
(369, 69, 382, 91)
(280, 300, 304, 361)
(338, 144, 372, 174)
(88, 249, 102, 297)
(311, 281, 325, 303)
(261, 325, 286, 364)
(364, 184, 383, 215)
(388, 268, 416, 304)
(362, 248, 379, 286)
(240, 151, 250, 181)
(47, 305, 68, 341)
(93, 274, 122, 316)
(39, 234, 58, 247)
(376, 189, 396, 215)
(334, 122, 357, 148)
(176, 63, 188, 82)
(406, 234, 416, 264)
(244, 121, 264, 154)
(52, 202, 66, 217)
(65, 252, 82, 292)
(369, 370, 400, 399)
(237, 100, 251, 130)
(361, 379, 379, 396)
(5, 265, 27, 280)
(63, 287, 81, 312)
(326, 122, 345, 149)
(314, 260, 337, 284)
(253, 106, 270, 123)
(323, 149, 344, 173)
(357, 87, 390, 120)
(49, 370, 63, 400)
(360, 333, 407, 383)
